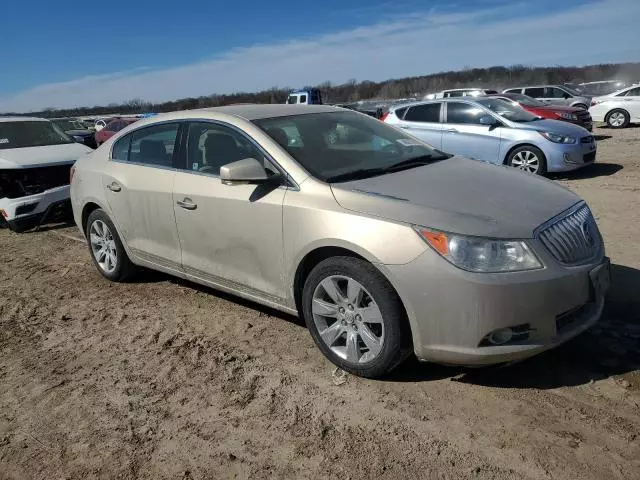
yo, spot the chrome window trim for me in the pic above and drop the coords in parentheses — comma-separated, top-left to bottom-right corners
(109, 118, 299, 191)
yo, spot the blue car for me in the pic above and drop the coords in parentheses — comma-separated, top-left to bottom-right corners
(384, 97, 596, 176)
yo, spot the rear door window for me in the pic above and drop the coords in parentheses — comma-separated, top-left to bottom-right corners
(623, 87, 640, 97)
(524, 87, 545, 98)
(403, 103, 441, 122)
(128, 123, 180, 168)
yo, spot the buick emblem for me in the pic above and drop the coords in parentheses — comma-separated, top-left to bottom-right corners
(581, 221, 595, 247)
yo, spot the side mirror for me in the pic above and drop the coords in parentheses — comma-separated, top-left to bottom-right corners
(220, 158, 270, 184)
(479, 115, 498, 125)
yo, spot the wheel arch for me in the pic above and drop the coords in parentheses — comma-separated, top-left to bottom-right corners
(292, 244, 414, 351)
(81, 201, 102, 234)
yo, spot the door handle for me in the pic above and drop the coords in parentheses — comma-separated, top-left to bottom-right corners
(398, 125, 410, 129)
(444, 128, 458, 133)
(176, 198, 197, 210)
(107, 182, 121, 192)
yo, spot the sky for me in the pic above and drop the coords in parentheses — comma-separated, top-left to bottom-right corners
(1, 0, 639, 112)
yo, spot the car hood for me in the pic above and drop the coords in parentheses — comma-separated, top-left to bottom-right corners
(330, 156, 580, 239)
(507, 118, 589, 135)
(0, 142, 92, 169)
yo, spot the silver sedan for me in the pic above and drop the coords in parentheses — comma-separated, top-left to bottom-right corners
(384, 98, 596, 175)
(70, 105, 609, 377)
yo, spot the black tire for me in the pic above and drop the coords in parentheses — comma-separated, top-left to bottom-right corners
(301, 256, 411, 378)
(606, 109, 630, 129)
(85, 209, 136, 281)
(574, 103, 588, 110)
(506, 145, 547, 176)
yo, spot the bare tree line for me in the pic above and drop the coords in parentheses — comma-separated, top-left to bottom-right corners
(5, 62, 640, 118)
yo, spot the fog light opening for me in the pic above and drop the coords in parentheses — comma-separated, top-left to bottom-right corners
(488, 328, 514, 345)
(479, 323, 532, 347)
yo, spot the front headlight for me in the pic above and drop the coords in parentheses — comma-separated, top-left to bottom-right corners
(556, 112, 578, 121)
(538, 131, 576, 144)
(415, 228, 542, 273)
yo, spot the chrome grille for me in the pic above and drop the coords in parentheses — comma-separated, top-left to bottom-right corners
(537, 204, 602, 265)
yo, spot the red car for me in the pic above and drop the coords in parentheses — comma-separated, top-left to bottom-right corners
(95, 118, 138, 146)
(489, 93, 593, 131)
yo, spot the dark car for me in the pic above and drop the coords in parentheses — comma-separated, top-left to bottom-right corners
(94, 118, 138, 146)
(489, 93, 593, 131)
(51, 118, 98, 149)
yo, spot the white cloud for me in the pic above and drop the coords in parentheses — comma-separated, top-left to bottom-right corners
(2, 0, 639, 112)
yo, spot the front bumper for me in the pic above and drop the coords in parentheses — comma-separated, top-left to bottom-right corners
(544, 139, 597, 172)
(385, 241, 608, 366)
(0, 185, 71, 232)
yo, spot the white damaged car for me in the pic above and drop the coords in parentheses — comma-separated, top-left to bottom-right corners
(0, 117, 92, 232)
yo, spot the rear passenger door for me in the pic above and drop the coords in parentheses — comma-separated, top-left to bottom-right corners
(523, 87, 546, 102)
(395, 103, 443, 148)
(102, 122, 183, 272)
(441, 102, 502, 163)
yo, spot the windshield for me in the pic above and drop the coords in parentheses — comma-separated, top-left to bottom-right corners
(503, 93, 545, 107)
(475, 98, 540, 123)
(254, 111, 450, 182)
(53, 119, 86, 131)
(0, 121, 73, 149)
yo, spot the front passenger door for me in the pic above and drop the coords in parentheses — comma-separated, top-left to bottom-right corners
(441, 102, 502, 163)
(172, 121, 287, 300)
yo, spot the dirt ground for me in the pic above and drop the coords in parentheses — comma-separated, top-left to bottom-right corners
(1, 124, 639, 480)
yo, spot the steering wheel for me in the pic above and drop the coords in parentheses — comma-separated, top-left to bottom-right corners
(199, 165, 215, 174)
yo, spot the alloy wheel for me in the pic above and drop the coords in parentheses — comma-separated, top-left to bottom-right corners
(511, 150, 540, 174)
(609, 112, 626, 127)
(312, 275, 385, 364)
(89, 220, 118, 273)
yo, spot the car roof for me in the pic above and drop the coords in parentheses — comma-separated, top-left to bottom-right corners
(0, 116, 48, 123)
(390, 97, 492, 110)
(442, 88, 487, 92)
(183, 104, 341, 120)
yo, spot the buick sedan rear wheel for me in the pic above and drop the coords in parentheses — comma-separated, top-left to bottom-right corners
(302, 256, 410, 378)
(86, 209, 136, 281)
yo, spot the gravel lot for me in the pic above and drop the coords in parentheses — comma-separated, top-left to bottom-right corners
(1, 125, 639, 480)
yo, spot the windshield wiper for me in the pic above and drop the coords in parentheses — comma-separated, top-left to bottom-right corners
(384, 154, 451, 173)
(325, 154, 451, 182)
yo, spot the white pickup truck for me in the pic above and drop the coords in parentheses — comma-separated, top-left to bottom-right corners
(0, 117, 92, 232)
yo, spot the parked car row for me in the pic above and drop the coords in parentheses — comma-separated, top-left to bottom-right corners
(3, 83, 623, 378)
